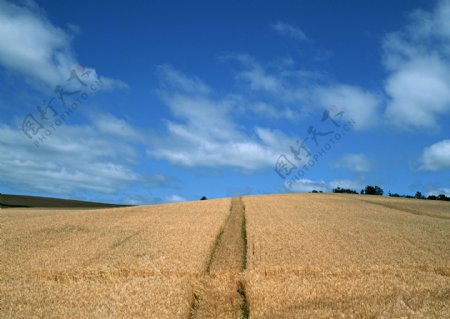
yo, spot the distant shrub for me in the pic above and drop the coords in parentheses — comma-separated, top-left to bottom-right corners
(363, 185, 384, 196)
(388, 192, 400, 197)
(424, 194, 449, 201)
(200, 196, 208, 200)
(415, 191, 425, 199)
(332, 187, 357, 194)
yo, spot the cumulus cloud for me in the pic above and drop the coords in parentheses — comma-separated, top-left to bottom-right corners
(229, 54, 309, 103)
(226, 54, 381, 129)
(90, 112, 143, 140)
(328, 179, 365, 191)
(0, 114, 165, 195)
(285, 178, 329, 193)
(165, 194, 187, 203)
(286, 178, 364, 193)
(149, 58, 383, 171)
(147, 65, 295, 170)
(331, 153, 371, 173)
(383, 0, 450, 129)
(0, 0, 125, 90)
(420, 139, 450, 171)
(237, 62, 285, 93)
(272, 21, 307, 41)
(315, 85, 381, 130)
(251, 102, 299, 121)
(241, 1, 450, 131)
(427, 187, 450, 196)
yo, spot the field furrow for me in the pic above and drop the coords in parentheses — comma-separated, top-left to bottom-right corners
(189, 197, 248, 319)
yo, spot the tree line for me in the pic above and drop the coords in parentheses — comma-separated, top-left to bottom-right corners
(327, 186, 450, 201)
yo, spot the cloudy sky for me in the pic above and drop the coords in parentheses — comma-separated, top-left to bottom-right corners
(1, 0, 450, 204)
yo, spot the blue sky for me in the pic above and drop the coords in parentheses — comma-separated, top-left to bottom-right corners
(1, 0, 450, 204)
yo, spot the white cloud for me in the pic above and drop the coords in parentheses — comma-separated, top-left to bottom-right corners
(0, 0, 125, 91)
(315, 85, 381, 130)
(0, 114, 164, 195)
(332, 153, 371, 173)
(420, 139, 450, 171)
(90, 112, 143, 140)
(383, 0, 450, 129)
(233, 1, 450, 132)
(150, 118, 288, 170)
(229, 54, 307, 102)
(148, 65, 295, 170)
(66, 23, 81, 35)
(237, 63, 284, 93)
(427, 187, 450, 196)
(150, 59, 383, 171)
(384, 56, 450, 129)
(272, 21, 307, 41)
(286, 178, 364, 193)
(406, 1, 450, 42)
(156, 64, 211, 95)
(226, 54, 380, 129)
(251, 102, 299, 121)
(165, 194, 187, 203)
(285, 179, 328, 192)
(328, 179, 364, 191)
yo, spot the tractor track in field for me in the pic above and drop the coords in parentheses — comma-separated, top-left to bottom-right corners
(188, 197, 249, 319)
(349, 197, 450, 220)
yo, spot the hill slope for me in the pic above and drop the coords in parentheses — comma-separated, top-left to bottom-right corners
(0, 193, 128, 208)
(0, 193, 449, 318)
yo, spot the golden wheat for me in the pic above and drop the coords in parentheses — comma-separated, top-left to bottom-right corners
(244, 193, 450, 318)
(0, 199, 230, 318)
(1, 193, 449, 318)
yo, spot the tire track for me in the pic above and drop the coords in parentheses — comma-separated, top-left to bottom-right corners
(188, 197, 249, 319)
(209, 197, 245, 274)
(349, 197, 450, 220)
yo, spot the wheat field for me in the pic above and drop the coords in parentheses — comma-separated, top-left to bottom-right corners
(0, 199, 231, 318)
(1, 193, 449, 318)
(244, 193, 450, 318)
